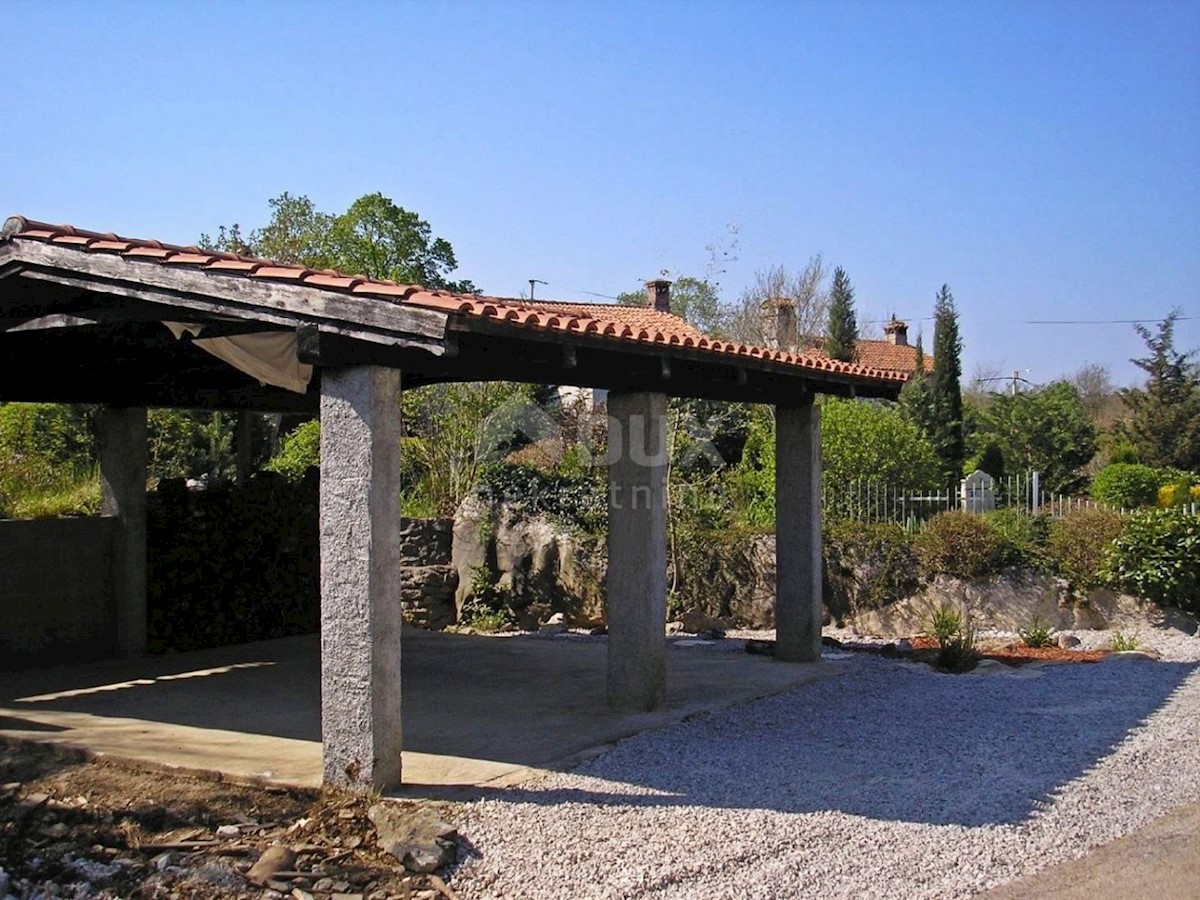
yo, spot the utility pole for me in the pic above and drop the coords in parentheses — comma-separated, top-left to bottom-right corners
(529, 278, 547, 301)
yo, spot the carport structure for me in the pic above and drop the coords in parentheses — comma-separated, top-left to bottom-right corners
(0, 215, 907, 791)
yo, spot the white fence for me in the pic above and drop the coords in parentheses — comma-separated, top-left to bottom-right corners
(821, 470, 1138, 527)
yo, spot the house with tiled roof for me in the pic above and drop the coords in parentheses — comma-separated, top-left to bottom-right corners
(761, 296, 932, 376)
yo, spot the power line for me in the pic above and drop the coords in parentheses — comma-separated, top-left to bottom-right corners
(1020, 316, 1197, 325)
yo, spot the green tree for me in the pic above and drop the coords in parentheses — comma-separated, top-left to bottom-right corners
(735, 398, 940, 526)
(826, 266, 858, 362)
(970, 381, 1098, 494)
(928, 285, 965, 485)
(616, 275, 728, 336)
(1118, 310, 1200, 472)
(202, 191, 476, 291)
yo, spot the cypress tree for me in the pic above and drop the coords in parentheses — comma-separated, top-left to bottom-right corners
(929, 285, 965, 484)
(826, 267, 858, 362)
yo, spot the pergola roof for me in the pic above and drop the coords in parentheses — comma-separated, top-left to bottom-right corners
(0, 215, 911, 412)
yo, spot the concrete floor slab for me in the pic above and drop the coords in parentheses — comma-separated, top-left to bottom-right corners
(0, 629, 839, 790)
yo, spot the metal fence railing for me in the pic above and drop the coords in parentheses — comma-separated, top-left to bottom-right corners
(823, 470, 1200, 529)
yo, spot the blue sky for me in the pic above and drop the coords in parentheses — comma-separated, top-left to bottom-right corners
(3, 0, 1197, 386)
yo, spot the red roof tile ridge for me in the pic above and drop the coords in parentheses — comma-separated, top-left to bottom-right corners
(1, 215, 916, 384)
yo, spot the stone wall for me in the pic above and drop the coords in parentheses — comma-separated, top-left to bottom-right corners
(0, 516, 117, 669)
(399, 517, 458, 629)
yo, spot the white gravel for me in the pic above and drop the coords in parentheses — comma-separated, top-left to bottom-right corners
(450, 626, 1200, 899)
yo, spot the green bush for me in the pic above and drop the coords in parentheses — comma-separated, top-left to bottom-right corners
(1046, 507, 1125, 589)
(1090, 463, 1168, 509)
(1019, 616, 1054, 649)
(927, 605, 977, 672)
(1101, 507, 1200, 614)
(824, 521, 920, 617)
(0, 403, 95, 470)
(476, 462, 605, 534)
(915, 511, 1005, 579)
(983, 508, 1049, 569)
(265, 419, 321, 482)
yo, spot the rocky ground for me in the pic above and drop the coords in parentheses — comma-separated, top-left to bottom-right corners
(0, 742, 459, 900)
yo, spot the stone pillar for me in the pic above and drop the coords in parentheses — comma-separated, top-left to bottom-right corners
(235, 411, 253, 486)
(605, 390, 668, 711)
(98, 406, 148, 657)
(320, 366, 403, 790)
(775, 400, 822, 662)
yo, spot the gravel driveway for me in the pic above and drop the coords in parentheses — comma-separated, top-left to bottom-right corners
(451, 631, 1200, 899)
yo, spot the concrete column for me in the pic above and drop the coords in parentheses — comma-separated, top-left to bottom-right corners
(605, 390, 668, 711)
(775, 400, 822, 662)
(98, 406, 148, 657)
(235, 411, 253, 486)
(319, 366, 403, 791)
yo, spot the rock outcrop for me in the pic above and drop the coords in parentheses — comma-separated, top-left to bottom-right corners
(452, 495, 606, 626)
(399, 517, 458, 629)
(850, 570, 1197, 638)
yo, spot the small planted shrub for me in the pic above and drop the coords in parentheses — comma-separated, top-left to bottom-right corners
(459, 567, 518, 632)
(1046, 507, 1125, 590)
(1018, 616, 1054, 649)
(1101, 507, 1200, 614)
(927, 604, 977, 672)
(1111, 630, 1140, 652)
(915, 511, 1005, 579)
(1090, 463, 1167, 509)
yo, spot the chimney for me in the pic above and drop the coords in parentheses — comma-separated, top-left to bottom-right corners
(645, 279, 672, 313)
(884, 318, 908, 346)
(761, 297, 797, 351)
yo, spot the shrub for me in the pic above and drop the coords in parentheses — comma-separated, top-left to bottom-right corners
(915, 511, 1005, 579)
(1158, 482, 1200, 508)
(927, 605, 977, 672)
(1090, 463, 1167, 509)
(824, 522, 920, 616)
(476, 462, 605, 534)
(459, 567, 517, 631)
(1046, 507, 1125, 589)
(1111, 630, 1140, 651)
(983, 508, 1049, 569)
(1101, 507, 1200, 614)
(1019, 616, 1054, 649)
(265, 419, 321, 482)
(0, 402, 94, 470)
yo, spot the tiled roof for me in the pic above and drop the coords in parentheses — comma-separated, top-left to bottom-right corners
(799, 336, 933, 374)
(853, 339, 933, 374)
(1, 217, 913, 385)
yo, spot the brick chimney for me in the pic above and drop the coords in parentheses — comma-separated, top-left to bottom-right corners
(761, 297, 797, 351)
(645, 279, 672, 313)
(884, 318, 908, 346)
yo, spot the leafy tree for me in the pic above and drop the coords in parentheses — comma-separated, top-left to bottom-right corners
(970, 381, 1098, 494)
(616, 275, 728, 336)
(735, 398, 940, 526)
(928, 285, 965, 485)
(826, 267, 858, 362)
(202, 191, 476, 291)
(402, 381, 536, 516)
(265, 419, 321, 482)
(1118, 310, 1200, 472)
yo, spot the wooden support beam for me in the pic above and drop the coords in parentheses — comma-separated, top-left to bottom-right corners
(0, 242, 449, 354)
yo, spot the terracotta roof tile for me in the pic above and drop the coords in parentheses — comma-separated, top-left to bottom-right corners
(0, 215, 915, 386)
